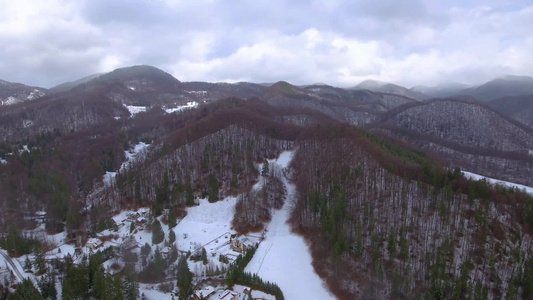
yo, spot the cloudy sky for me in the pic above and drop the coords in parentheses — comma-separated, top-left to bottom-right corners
(1, 0, 532, 88)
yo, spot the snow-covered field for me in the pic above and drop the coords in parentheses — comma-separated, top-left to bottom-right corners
(164, 101, 198, 114)
(173, 197, 236, 254)
(124, 105, 147, 116)
(463, 171, 533, 195)
(245, 151, 335, 300)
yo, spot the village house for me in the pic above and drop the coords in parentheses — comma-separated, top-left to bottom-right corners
(230, 235, 255, 253)
(218, 289, 238, 300)
(193, 286, 215, 299)
(135, 216, 147, 226)
(161, 246, 171, 259)
(86, 238, 103, 250)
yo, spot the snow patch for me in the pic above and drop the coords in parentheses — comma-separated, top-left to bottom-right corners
(164, 101, 198, 113)
(5, 96, 20, 105)
(102, 142, 149, 185)
(173, 198, 237, 253)
(0, 158, 6, 165)
(120, 142, 149, 171)
(185, 90, 207, 95)
(462, 171, 533, 195)
(27, 89, 44, 100)
(124, 104, 147, 117)
(23, 119, 33, 128)
(103, 171, 117, 187)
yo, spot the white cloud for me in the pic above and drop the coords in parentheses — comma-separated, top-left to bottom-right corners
(0, 0, 532, 88)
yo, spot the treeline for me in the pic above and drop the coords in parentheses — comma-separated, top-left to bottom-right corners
(60, 252, 139, 300)
(225, 247, 284, 300)
(233, 163, 286, 234)
(0, 227, 42, 255)
(0, 126, 127, 233)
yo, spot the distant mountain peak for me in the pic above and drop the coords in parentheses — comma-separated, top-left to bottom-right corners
(96, 65, 181, 84)
(354, 79, 425, 100)
(355, 79, 388, 90)
(457, 74, 533, 101)
(0, 79, 47, 105)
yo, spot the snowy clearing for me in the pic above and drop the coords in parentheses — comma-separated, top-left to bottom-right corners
(462, 171, 533, 195)
(164, 101, 198, 113)
(103, 142, 150, 186)
(124, 105, 147, 116)
(245, 151, 335, 300)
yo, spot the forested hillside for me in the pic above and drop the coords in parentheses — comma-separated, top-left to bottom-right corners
(371, 99, 533, 186)
(1, 66, 533, 300)
(289, 124, 533, 299)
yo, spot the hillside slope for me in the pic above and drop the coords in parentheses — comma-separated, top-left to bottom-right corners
(370, 99, 533, 186)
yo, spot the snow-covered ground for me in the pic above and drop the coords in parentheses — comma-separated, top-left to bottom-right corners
(103, 142, 150, 186)
(173, 197, 236, 254)
(164, 101, 198, 114)
(0, 158, 6, 164)
(2, 150, 333, 299)
(463, 171, 533, 195)
(245, 151, 335, 300)
(124, 105, 147, 117)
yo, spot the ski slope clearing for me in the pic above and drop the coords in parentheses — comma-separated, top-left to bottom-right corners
(103, 142, 149, 186)
(245, 151, 335, 300)
(463, 171, 533, 195)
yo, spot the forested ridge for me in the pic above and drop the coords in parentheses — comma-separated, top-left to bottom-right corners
(290, 124, 533, 299)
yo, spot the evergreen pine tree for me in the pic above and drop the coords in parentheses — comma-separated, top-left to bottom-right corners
(8, 278, 43, 300)
(185, 181, 194, 206)
(201, 248, 208, 265)
(177, 255, 193, 299)
(23, 256, 32, 272)
(169, 230, 176, 244)
(92, 267, 106, 300)
(34, 248, 47, 275)
(207, 174, 219, 203)
(168, 207, 177, 229)
(151, 219, 164, 245)
(38, 272, 57, 300)
(154, 248, 165, 276)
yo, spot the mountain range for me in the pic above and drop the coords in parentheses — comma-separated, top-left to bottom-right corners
(1, 65, 532, 300)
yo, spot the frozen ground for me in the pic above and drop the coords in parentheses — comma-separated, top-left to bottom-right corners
(463, 171, 533, 195)
(164, 101, 198, 113)
(173, 197, 237, 253)
(245, 151, 335, 300)
(124, 105, 146, 116)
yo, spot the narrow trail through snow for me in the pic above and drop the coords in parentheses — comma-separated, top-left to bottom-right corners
(245, 151, 336, 300)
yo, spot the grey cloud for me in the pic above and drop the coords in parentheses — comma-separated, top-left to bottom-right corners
(0, 0, 532, 88)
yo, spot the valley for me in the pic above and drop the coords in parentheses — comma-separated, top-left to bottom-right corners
(0, 65, 533, 300)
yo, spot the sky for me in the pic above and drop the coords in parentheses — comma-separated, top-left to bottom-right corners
(0, 0, 532, 88)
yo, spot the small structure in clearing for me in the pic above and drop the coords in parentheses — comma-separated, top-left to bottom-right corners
(86, 238, 103, 250)
(218, 289, 238, 300)
(193, 285, 215, 299)
(231, 235, 255, 253)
